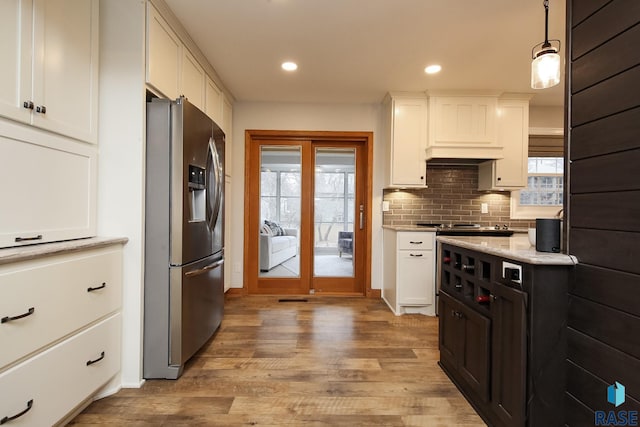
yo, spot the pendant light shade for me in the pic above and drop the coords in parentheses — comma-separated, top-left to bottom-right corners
(531, 0, 561, 89)
(531, 49, 560, 89)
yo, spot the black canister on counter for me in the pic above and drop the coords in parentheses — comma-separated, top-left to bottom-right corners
(536, 218, 561, 253)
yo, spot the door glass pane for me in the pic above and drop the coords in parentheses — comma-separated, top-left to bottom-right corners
(259, 146, 301, 278)
(314, 148, 355, 277)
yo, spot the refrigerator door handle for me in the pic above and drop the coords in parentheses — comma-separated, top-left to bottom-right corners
(206, 138, 223, 231)
(184, 259, 224, 278)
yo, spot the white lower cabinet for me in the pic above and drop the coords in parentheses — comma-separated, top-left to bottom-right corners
(0, 242, 123, 426)
(0, 313, 121, 427)
(382, 229, 436, 316)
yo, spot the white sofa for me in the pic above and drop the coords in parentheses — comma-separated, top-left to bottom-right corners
(259, 228, 298, 271)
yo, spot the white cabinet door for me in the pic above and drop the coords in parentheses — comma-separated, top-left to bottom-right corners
(181, 48, 205, 112)
(397, 249, 434, 305)
(0, 0, 98, 144)
(478, 98, 529, 190)
(31, 0, 99, 144)
(205, 76, 223, 125)
(387, 95, 428, 187)
(494, 100, 529, 187)
(0, 0, 32, 124)
(0, 123, 97, 248)
(146, 3, 181, 99)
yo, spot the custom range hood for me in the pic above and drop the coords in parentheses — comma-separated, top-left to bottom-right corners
(425, 93, 531, 164)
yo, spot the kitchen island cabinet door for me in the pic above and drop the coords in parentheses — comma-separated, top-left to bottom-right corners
(439, 291, 491, 403)
(491, 283, 527, 427)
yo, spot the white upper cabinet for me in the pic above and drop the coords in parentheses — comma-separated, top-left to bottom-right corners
(0, 0, 99, 144)
(181, 48, 205, 112)
(146, 3, 180, 100)
(0, 0, 32, 125)
(383, 93, 428, 187)
(427, 95, 500, 160)
(478, 97, 530, 190)
(205, 76, 223, 125)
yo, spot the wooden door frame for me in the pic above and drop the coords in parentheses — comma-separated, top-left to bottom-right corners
(243, 129, 374, 297)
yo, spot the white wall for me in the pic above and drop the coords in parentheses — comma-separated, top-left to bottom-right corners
(530, 105, 564, 130)
(229, 102, 385, 291)
(98, 0, 146, 387)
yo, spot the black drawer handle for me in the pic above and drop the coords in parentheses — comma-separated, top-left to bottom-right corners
(1, 307, 35, 324)
(1, 399, 33, 425)
(14, 235, 42, 242)
(409, 253, 423, 257)
(409, 241, 423, 244)
(87, 282, 106, 292)
(86, 351, 105, 366)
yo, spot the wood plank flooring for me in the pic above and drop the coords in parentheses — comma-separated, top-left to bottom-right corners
(69, 296, 486, 426)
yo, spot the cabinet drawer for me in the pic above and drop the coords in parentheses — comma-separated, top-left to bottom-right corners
(0, 247, 122, 369)
(0, 313, 121, 427)
(397, 232, 434, 250)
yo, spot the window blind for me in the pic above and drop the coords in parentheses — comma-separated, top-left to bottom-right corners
(528, 135, 564, 157)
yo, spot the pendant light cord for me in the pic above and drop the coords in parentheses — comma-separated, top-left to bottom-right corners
(543, 0, 550, 47)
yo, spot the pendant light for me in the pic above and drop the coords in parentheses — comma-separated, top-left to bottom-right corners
(531, 0, 561, 89)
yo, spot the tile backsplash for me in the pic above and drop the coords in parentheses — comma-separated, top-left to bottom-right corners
(383, 165, 536, 229)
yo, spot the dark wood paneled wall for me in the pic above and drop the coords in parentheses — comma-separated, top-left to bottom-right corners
(567, 0, 640, 424)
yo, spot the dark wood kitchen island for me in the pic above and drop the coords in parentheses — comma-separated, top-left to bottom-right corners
(436, 235, 576, 427)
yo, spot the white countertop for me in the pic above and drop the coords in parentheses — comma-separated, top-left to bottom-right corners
(0, 237, 128, 265)
(436, 235, 577, 266)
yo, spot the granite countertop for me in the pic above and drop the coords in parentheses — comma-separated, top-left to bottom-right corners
(436, 234, 577, 266)
(0, 237, 129, 265)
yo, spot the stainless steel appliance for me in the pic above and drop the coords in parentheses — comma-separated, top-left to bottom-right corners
(143, 97, 225, 379)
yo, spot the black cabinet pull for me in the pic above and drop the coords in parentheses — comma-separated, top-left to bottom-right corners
(409, 241, 423, 244)
(22, 101, 34, 110)
(409, 253, 423, 257)
(1, 307, 35, 324)
(1, 399, 33, 425)
(86, 351, 105, 366)
(35, 105, 46, 114)
(14, 235, 42, 242)
(87, 282, 106, 292)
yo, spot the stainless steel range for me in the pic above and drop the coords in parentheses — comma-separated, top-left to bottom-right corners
(416, 223, 514, 237)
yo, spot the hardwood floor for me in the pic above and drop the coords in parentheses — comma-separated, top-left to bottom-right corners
(69, 296, 486, 426)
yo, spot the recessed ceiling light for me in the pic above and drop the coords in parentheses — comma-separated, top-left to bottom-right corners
(282, 61, 298, 71)
(424, 64, 442, 74)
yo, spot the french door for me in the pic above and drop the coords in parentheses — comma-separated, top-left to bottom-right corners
(244, 130, 372, 296)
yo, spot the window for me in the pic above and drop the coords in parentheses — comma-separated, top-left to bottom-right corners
(511, 157, 564, 219)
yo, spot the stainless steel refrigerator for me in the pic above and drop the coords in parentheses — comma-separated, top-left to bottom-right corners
(143, 97, 225, 379)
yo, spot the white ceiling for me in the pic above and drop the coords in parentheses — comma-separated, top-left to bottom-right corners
(164, 0, 567, 107)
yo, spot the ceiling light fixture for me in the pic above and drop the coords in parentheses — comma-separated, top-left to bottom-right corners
(424, 64, 441, 74)
(281, 61, 298, 71)
(531, 0, 561, 89)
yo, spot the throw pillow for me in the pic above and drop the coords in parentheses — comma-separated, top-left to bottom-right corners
(260, 223, 273, 235)
(265, 220, 285, 236)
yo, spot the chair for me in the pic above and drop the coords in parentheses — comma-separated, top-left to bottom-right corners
(337, 231, 353, 257)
